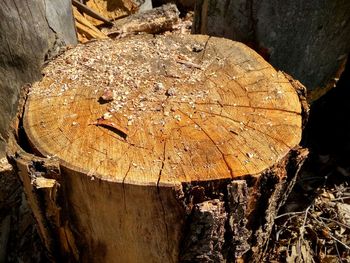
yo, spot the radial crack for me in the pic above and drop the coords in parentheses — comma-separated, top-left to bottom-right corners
(122, 161, 132, 212)
(179, 110, 234, 179)
(156, 139, 173, 263)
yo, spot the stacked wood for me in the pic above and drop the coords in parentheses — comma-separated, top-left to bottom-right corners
(192, 0, 350, 101)
(8, 34, 308, 262)
(82, 0, 152, 26)
(74, 3, 180, 42)
(73, 6, 109, 43)
(72, 0, 114, 26)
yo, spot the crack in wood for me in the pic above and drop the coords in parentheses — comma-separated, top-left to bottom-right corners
(156, 139, 174, 263)
(122, 162, 132, 212)
(175, 100, 301, 115)
(90, 121, 128, 140)
(179, 109, 234, 179)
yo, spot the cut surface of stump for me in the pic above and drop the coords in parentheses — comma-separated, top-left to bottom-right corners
(20, 34, 303, 262)
(25, 34, 301, 184)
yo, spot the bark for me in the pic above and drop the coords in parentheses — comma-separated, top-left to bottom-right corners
(180, 200, 226, 262)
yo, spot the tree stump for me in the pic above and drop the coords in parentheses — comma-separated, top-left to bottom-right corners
(8, 34, 308, 262)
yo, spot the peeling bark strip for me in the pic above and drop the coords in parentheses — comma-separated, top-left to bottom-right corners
(10, 34, 308, 262)
(180, 200, 226, 262)
(247, 147, 309, 262)
(0, 0, 77, 154)
(179, 148, 308, 262)
(227, 181, 251, 259)
(7, 136, 79, 262)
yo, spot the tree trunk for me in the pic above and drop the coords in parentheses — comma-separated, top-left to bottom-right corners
(0, 0, 77, 154)
(8, 34, 308, 262)
(192, 0, 350, 100)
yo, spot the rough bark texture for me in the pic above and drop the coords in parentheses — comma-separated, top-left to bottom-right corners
(178, 147, 308, 262)
(0, 0, 77, 154)
(226, 181, 250, 259)
(7, 139, 77, 262)
(180, 200, 226, 262)
(193, 0, 350, 97)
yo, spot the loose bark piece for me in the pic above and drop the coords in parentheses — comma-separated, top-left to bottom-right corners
(193, 0, 350, 99)
(227, 180, 251, 259)
(103, 4, 180, 38)
(7, 138, 78, 262)
(180, 200, 226, 262)
(12, 34, 307, 262)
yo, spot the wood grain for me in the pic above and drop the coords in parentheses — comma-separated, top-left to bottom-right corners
(24, 34, 302, 186)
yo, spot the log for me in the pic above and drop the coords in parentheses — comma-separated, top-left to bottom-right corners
(8, 34, 308, 262)
(102, 4, 180, 38)
(0, 0, 77, 154)
(192, 0, 350, 100)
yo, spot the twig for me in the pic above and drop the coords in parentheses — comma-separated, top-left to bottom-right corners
(319, 216, 350, 230)
(311, 214, 350, 250)
(275, 214, 300, 241)
(275, 210, 306, 219)
(176, 59, 202, 69)
(329, 233, 350, 250)
(72, 0, 113, 26)
(334, 242, 343, 263)
(300, 205, 311, 240)
(296, 205, 311, 260)
(330, 196, 350, 202)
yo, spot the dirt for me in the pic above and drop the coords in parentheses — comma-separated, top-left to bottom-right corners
(264, 59, 350, 262)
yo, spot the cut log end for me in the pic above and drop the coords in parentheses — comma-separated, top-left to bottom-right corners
(24, 34, 302, 186)
(10, 34, 307, 262)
